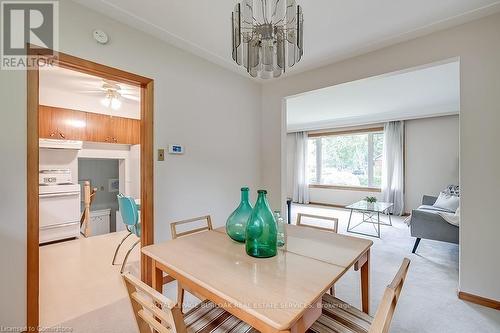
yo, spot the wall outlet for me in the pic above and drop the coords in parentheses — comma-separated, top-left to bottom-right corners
(158, 149, 165, 161)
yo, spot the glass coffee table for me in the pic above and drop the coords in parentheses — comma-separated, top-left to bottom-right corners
(346, 201, 394, 238)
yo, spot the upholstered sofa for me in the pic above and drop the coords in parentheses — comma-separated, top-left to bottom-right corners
(410, 195, 459, 253)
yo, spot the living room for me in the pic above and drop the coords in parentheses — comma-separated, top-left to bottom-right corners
(1, 1, 500, 333)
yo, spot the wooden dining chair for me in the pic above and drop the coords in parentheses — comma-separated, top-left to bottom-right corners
(170, 215, 213, 239)
(297, 213, 339, 233)
(296, 213, 339, 295)
(122, 273, 259, 333)
(309, 258, 411, 333)
(170, 215, 213, 312)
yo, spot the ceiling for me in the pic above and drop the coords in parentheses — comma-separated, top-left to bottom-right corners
(73, 0, 500, 78)
(286, 61, 460, 131)
(39, 66, 141, 119)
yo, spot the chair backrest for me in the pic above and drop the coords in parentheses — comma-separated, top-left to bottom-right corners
(170, 215, 213, 239)
(369, 258, 411, 333)
(122, 273, 186, 333)
(296, 213, 339, 233)
(118, 194, 139, 227)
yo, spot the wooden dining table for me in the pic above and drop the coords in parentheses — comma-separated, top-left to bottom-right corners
(142, 224, 373, 333)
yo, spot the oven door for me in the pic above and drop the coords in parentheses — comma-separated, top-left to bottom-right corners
(39, 191, 81, 228)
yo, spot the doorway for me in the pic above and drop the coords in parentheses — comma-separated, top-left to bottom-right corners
(27, 49, 154, 330)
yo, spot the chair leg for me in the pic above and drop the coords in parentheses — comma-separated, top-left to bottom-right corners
(412, 238, 421, 254)
(120, 239, 140, 273)
(112, 231, 132, 265)
(177, 283, 185, 314)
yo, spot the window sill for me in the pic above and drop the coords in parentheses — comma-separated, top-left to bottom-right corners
(309, 184, 382, 192)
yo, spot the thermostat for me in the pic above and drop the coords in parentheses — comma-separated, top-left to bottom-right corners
(168, 144, 184, 155)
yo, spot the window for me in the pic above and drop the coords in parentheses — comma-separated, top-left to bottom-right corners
(308, 129, 384, 189)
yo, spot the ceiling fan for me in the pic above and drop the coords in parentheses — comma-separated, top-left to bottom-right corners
(78, 79, 140, 110)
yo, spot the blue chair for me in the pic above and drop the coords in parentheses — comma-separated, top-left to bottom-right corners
(112, 193, 141, 273)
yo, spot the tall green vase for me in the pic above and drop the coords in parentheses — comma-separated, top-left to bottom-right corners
(245, 190, 277, 258)
(226, 187, 253, 243)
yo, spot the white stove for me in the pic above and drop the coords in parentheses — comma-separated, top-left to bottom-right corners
(39, 169, 81, 244)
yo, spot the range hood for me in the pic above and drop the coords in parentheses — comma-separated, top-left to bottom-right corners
(39, 139, 83, 150)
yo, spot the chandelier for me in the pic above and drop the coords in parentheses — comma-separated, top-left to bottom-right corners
(232, 0, 304, 79)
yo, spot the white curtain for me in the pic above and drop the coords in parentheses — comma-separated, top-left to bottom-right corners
(382, 121, 405, 216)
(292, 132, 310, 204)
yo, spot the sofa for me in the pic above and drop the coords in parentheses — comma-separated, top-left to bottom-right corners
(410, 195, 459, 253)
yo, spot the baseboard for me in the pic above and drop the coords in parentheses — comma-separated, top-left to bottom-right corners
(308, 201, 346, 209)
(458, 291, 500, 310)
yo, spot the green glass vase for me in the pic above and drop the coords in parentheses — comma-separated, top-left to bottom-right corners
(245, 190, 277, 258)
(226, 187, 253, 243)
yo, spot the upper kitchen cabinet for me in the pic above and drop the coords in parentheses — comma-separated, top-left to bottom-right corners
(110, 116, 140, 145)
(85, 112, 111, 143)
(39, 105, 140, 145)
(39, 106, 87, 140)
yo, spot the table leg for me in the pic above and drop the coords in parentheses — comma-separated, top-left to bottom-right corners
(377, 212, 381, 238)
(360, 249, 370, 314)
(388, 209, 393, 226)
(347, 209, 353, 231)
(152, 260, 163, 293)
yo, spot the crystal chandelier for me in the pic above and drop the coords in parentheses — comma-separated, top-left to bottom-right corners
(232, 0, 304, 79)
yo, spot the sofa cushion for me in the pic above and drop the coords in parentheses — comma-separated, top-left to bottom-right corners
(417, 205, 454, 214)
(433, 192, 460, 212)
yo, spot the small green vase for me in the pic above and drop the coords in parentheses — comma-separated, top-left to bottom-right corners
(245, 190, 277, 258)
(226, 187, 253, 243)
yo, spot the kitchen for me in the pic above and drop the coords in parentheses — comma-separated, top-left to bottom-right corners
(38, 64, 142, 327)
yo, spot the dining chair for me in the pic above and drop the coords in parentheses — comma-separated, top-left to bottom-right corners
(296, 213, 339, 295)
(122, 272, 259, 333)
(297, 213, 339, 233)
(170, 215, 213, 312)
(112, 194, 141, 273)
(170, 215, 213, 239)
(309, 258, 411, 333)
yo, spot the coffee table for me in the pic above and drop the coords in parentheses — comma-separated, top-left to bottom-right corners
(346, 200, 394, 238)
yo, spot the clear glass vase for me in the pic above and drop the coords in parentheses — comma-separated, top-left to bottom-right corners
(245, 190, 277, 258)
(226, 187, 253, 243)
(274, 211, 286, 247)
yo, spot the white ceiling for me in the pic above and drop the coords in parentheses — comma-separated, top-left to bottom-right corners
(73, 0, 500, 78)
(286, 61, 460, 131)
(39, 66, 141, 119)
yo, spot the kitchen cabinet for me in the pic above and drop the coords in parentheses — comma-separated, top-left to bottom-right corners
(39, 105, 86, 140)
(110, 116, 140, 144)
(85, 112, 111, 143)
(38, 105, 140, 144)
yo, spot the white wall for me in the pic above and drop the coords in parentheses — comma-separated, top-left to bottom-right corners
(405, 116, 459, 211)
(0, 0, 261, 326)
(262, 13, 500, 301)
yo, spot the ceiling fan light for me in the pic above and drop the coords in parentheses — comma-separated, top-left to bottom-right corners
(101, 96, 111, 108)
(110, 97, 122, 110)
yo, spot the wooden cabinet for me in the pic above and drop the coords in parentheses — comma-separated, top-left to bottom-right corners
(110, 116, 140, 144)
(85, 112, 112, 143)
(39, 105, 140, 145)
(39, 105, 56, 139)
(39, 106, 86, 140)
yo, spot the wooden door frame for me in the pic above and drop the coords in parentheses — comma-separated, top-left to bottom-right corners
(27, 48, 154, 330)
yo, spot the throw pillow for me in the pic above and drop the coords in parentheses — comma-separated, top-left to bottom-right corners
(433, 192, 460, 212)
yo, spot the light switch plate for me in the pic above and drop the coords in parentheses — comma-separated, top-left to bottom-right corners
(158, 149, 165, 161)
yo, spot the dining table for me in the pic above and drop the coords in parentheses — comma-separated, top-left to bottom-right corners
(142, 224, 373, 333)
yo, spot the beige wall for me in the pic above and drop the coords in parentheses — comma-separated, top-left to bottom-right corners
(0, 0, 262, 326)
(262, 14, 500, 301)
(405, 115, 460, 212)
